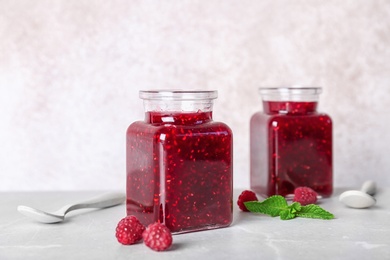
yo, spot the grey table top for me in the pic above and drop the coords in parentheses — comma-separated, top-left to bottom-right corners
(1, 188, 389, 260)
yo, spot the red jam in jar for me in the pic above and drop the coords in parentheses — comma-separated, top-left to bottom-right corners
(126, 90, 233, 234)
(250, 87, 333, 197)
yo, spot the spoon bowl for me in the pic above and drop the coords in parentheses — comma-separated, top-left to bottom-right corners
(339, 190, 376, 209)
(17, 192, 126, 224)
(339, 180, 377, 209)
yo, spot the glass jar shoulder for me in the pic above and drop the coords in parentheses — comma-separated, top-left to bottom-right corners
(251, 111, 332, 126)
(126, 120, 159, 136)
(127, 120, 232, 141)
(202, 120, 232, 135)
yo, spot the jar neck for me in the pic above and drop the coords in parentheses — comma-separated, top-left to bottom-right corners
(145, 111, 213, 125)
(259, 87, 321, 115)
(263, 101, 318, 115)
(143, 99, 214, 113)
(140, 90, 217, 125)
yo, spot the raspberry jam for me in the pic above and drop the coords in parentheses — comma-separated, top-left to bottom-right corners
(250, 87, 333, 198)
(126, 90, 233, 234)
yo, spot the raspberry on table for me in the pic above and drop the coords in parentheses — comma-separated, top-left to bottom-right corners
(142, 222, 173, 251)
(237, 190, 258, 211)
(115, 215, 145, 245)
(293, 187, 318, 206)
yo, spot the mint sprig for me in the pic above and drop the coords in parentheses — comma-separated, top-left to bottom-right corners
(296, 204, 334, 220)
(244, 195, 334, 220)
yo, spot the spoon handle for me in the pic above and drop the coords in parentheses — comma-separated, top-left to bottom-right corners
(63, 192, 126, 215)
(361, 180, 376, 196)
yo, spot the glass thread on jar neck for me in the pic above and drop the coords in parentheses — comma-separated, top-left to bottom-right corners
(139, 90, 218, 112)
(259, 87, 322, 102)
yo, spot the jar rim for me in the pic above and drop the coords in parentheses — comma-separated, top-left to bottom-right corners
(139, 90, 218, 100)
(259, 86, 322, 94)
(258, 86, 322, 101)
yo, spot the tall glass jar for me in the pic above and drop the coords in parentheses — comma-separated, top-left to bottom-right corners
(250, 87, 332, 198)
(126, 90, 233, 234)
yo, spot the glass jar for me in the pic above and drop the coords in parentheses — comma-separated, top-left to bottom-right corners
(126, 90, 233, 234)
(250, 87, 332, 198)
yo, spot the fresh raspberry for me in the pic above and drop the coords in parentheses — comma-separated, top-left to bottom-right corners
(142, 223, 173, 251)
(237, 190, 258, 211)
(115, 215, 145, 245)
(293, 187, 318, 206)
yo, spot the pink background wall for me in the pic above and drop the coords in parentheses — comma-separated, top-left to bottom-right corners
(1, 1, 389, 191)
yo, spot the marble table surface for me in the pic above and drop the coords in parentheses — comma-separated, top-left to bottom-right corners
(1, 188, 389, 260)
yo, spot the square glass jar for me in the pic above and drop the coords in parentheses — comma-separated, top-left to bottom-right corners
(250, 87, 333, 197)
(126, 90, 233, 234)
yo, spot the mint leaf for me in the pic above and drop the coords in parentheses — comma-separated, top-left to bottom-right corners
(244, 195, 288, 217)
(243, 194, 335, 221)
(295, 204, 334, 220)
(280, 209, 295, 220)
(289, 202, 302, 213)
(280, 202, 301, 220)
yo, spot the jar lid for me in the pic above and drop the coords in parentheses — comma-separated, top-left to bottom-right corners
(140, 90, 218, 100)
(259, 86, 322, 101)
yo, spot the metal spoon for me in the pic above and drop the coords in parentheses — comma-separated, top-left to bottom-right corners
(17, 192, 126, 223)
(339, 180, 376, 209)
